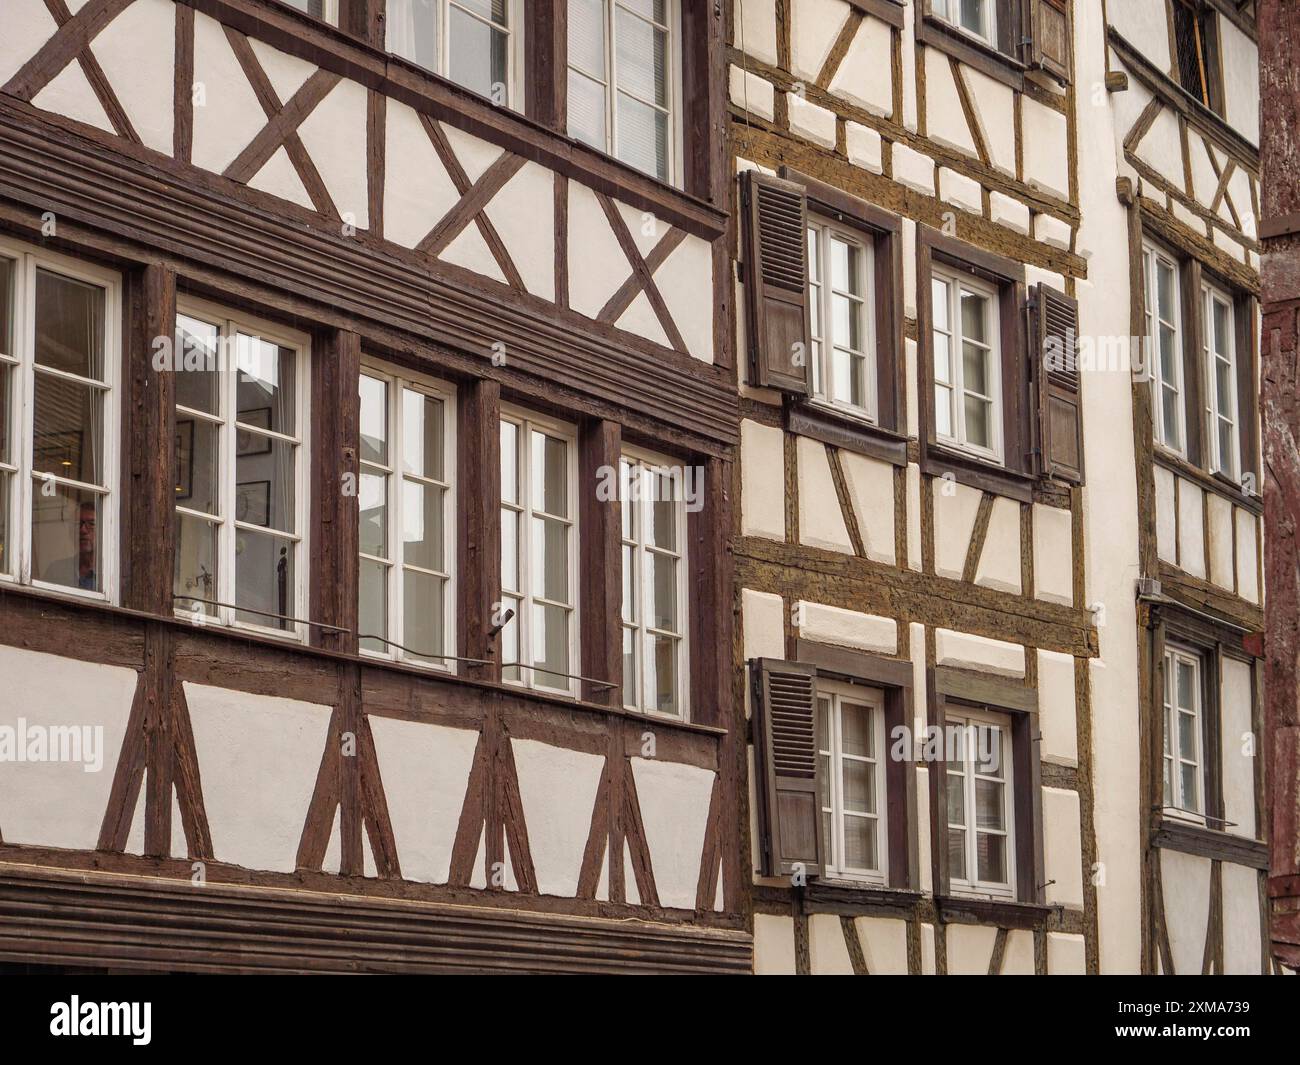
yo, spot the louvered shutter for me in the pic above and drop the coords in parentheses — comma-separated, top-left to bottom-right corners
(752, 658, 822, 878)
(1033, 283, 1085, 484)
(741, 171, 812, 395)
(1026, 0, 1072, 83)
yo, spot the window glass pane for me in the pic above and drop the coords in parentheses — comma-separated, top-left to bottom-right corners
(568, 70, 608, 150)
(0, 472, 8, 575)
(455, 0, 507, 26)
(648, 467, 676, 549)
(359, 471, 388, 557)
(32, 373, 103, 484)
(531, 515, 569, 601)
(932, 279, 951, 330)
(976, 725, 1003, 777)
(500, 593, 521, 681)
(402, 479, 445, 571)
(976, 832, 1006, 883)
(948, 827, 967, 881)
(0, 257, 12, 357)
(833, 349, 865, 409)
(1178, 709, 1197, 759)
(962, 342, 988, 395)
(234, 530, 295, 629)
(174, 511, 218, 613)
(1180, 762, 1200, 811)
(501, 507, 519, 590)
(807, 228, 820, 283)
(1176, 659, 1196, 711)
(532, 602, 570, 689)
(620, 459, 636, 540)
(1161, 385, 1181, 450)
(964, 393, 991, 449)
(500, 420, 519, 505)
(616, 93, 669, 180)
(946, 771, 965, 825)
(975, 778, 1004, 830)
(402, 390, 444, 480)
(235, 436, 296, 533)
(175, 314, 221, 415)
(620, 0, 666, 22)
(1158, 325, 1178, 386)
(841, 702, 872, 758)
(832, 294, 859, 349)
(175, 416, 220, 516)
(933, 331, 951, 384)
(359, 557, 387, 654)
(359, 374, 388, 466)
(1157, 261, 1175, 319)
(830, 238, 856, 293)
(842, 759, 873, 814)
(646, 632, 678, 714)
(622, 626, 637, 707)
(1214, 360, 1233, 420)
(448, 6, 509, 98)
(648, 551, 676, 631)
(622, 544, 636, 621)
(1217, 419, 1234, 473)
(935, 384, 953, 438)
(960, 290, 987, 344)
(615, 9, 667, 106)
(403, 567, 446, 663)
(569, 0, 607, 75)
(960, 0, 986, 35)
(532, 431, 568, 516)
(1213, 298, 1230, 353)
(844, 817, 875, 870)
(387, 0, 439, 70)
(35, 270, 104, 380)
(0, 364, 9, 466)
(235, 336, 295, 437)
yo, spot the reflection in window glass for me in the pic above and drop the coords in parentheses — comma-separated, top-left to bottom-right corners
(388, 0, 513, 104)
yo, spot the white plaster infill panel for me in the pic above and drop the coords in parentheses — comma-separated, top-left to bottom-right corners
(0, 647, 137, 852)
(935, 629, 1025, 677)
(511, 738, 604, 898)
(367, 715, 480, 884)
(185, 682, 331, 874)
(629, 758, 715, 910)
(383, 103, 462, 249)
(797, 601, 897, 655)
(0, 1, 58, 89)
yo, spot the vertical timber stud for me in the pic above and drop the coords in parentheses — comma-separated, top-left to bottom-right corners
(458, 378, 502, 682)
(310, 328, 361, 653)
(122, 263, 177, 615)
(1261, 0, 1300, 971)
(525, 0, 565, 130)
(579, 419, 621, 704)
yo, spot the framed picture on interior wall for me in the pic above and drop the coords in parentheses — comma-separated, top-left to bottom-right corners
(175, 419, 194, 501)
(236, 407, 272, 456)
(235, 481, 271, 527)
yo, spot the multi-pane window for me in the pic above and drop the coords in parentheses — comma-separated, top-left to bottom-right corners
(568, 0, 677, 182)
(1163, 645, 1204, 816)
(808, 221, 875, 420)
(0, 244, 118, 597)
(931, 0, 996, 47)
(358, 368, 455, 668)
(500, 412, 577, 694)
(1172, 0, 1221, 114)
(1143, 245, 1185, 455)
(946, 711, 1014, 896)
(816, 683, 887, 882)
(932, 270, 1001, 462)
(280, 0, 337, 21)
(387, 0, 516, 104)
(1203, 284, 1238, 479)
(620, 453, 687, 717)
(172, 306, 305, 636)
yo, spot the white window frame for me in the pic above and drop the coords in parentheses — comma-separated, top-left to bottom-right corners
(816, 680, 888, 885)
(807, 218, 877, 422)
(358, 362, 457, 671)
(1163, 644, 1206, 822)
(0, 237, 120, 602)
(567, 0, 684, 185)
(1202, 282, 1239, 480)
(931, 0, 997, 48)
(946, 707, 1016, 899)
(931, 267, 1003, 464)
(173, 298, 309, 641)
(500, 406, 580, 697)
(619, 446, 690, 720)
(1143, 243, 1187, 457)
(386, 0, 524, 109)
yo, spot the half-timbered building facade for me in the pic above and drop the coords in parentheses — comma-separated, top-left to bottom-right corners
(0, 0, 748, 973)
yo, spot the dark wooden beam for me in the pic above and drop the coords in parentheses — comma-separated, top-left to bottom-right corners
(310, 327, 361, 653)
(458, 378, 502, 682)
(121, 262, 177, 615)
(578, 418, 622, 704)
(525, 0, 565, 131)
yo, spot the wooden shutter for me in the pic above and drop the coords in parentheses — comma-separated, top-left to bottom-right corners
(1033, 283, 1085, 484)
(741, 171, 812, 395)
(1026, 0, 1072, 83)
(752, 658, 822, 878)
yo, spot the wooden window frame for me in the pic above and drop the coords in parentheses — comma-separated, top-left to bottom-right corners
(917, 226, 1032, 500)
(173, 297, 311, 641)
(792, 641, 918, 891)
(356, 360, 458, 671)
(499, 405, 581, 697)
(779, 169, 908, 467)
(917, 0, 1027, 91)
(928, 667, 1044, 905)
(619, 445, 691, 721)
(0, 238, 122, 603)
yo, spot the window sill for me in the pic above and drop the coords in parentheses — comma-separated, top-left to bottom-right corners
(1153, 448, 1262, 515)
(936, 893, 1054, 930)
(787, 401, 908, 466)
(1151, 816, 1267, 869)
(921, 441, 1035, 502)
(916, 15, 1026, 92)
